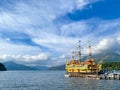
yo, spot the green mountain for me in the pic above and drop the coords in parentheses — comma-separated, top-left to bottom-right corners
(0, 63, 7, 71)
(3, 61, 38, 70)
(102, 62, 120, 70)
(49, 52, 120, 70)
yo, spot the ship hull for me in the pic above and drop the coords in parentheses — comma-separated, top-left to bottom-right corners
(66, 64, 99, 74)
(65, 73, 99, 79)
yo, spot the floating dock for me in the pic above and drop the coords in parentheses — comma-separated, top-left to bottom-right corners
(99, 70, 120, 80)
(65, 73, 120, 80)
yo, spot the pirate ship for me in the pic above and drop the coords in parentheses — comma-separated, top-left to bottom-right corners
(65, 41, 108, 77)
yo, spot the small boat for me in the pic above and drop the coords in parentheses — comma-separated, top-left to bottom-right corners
(64, 74, 70, 77)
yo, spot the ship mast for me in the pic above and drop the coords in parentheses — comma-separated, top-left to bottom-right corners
(88, 41, 92, 59)
(71, 50, 75, 60)
(78, 41, 81, 62)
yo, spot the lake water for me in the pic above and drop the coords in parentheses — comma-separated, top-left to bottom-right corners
(0, 71, 120, 90)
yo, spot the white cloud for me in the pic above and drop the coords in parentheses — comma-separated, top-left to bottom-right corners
(0, 38, 41, 56)
(32, 34, 80, 53)
(61, 21, 90, 37)
(0, 53, 50, 62)
(0, 0, 96, 65)
(1, 0, 120, 66)
(21, 53, 50, 62)
(76, 0, 98, 9)
(93, 38, 113, 54)
(93, 35, 120, 54)
(58, 55, 66, 59)
(0, 0, 99, 32)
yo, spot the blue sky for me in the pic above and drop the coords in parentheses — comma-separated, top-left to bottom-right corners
(0, 0, 120, 66)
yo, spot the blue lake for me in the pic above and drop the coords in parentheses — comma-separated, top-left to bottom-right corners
(0, 71, 120, 90)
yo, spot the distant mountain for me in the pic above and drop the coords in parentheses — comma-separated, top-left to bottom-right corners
(49, 52, 120, 70)
(0, 63, 7, 71)
(3, 61, 38, 70)
(49, 65, 65, 70)
(31, 66, 48, 70)
(89, 52, 120, 62)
